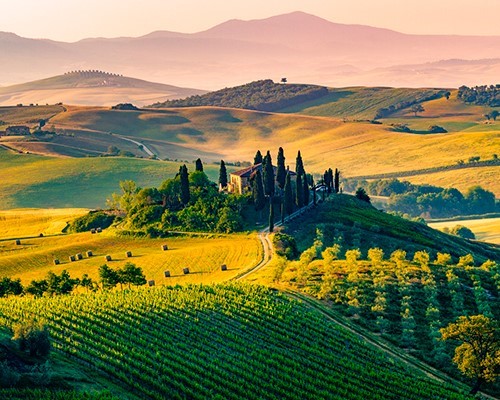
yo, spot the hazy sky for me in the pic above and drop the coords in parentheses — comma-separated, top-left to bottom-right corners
(2, 0, 499, 41)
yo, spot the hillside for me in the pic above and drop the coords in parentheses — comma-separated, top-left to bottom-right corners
(0, 71, 206, 107)
(282, 194, 499, 263)
(1, 13, 500, 89)
(152, 80, 329, 112)
(0, 284, 474, 399)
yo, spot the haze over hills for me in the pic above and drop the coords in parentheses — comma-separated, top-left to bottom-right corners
(0, 70, 206, 107)
(1, 12, 500, 90)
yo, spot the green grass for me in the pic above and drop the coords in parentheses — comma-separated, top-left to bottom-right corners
(0, 148, 224, 209)
(0, 283, 474, 399)
(283, 194, 499, 263)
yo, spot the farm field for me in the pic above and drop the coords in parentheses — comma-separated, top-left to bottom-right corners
(0, 284, 474, 400)
(428, 217, 500, 245)
(0, 230, 262, 285)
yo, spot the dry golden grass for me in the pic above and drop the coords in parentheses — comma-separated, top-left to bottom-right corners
(0, 230, 262, 285)
(0, 208, 88, 239)
(428, 218, 500, 245)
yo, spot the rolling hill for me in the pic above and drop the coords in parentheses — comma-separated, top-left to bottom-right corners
(0, 71, 206, 107)
(1, 12, 500, 89)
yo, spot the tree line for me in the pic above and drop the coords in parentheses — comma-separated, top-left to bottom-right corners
(458, 84, 500, 107)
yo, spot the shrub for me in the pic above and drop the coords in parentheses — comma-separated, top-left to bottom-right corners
(69, 211, 115, 232)
(12, 321, 51, 358)
(428, 125, 447, 133)
(273, 233, 299, 260)
(450, 225, 476, 240)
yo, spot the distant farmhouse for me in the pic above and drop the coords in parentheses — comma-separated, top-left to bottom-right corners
(5, 125, 30, 136)
(228, 163, 297, 194)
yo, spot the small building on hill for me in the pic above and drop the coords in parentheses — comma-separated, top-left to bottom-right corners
(228, 163, 296, 194)
(5, 126, 30, 136)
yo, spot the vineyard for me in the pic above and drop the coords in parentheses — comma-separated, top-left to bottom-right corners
(279, 244, 500, 394)
(0, 284, 473, 399)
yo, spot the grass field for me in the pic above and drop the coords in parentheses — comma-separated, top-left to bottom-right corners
(0, 208, 87, 239)
(0, 147, 226, 209)
(0, 230, 262, 285)
(428, 217, 500, 245)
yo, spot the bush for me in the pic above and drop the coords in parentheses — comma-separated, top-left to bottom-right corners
(69, 211, 115, 232)
(428, 125, 447, 133)
(273, 233, 299, 260)
(12, 321, 51, 358)
(449, 225, 476, 240)
(0, 361, 20, 388)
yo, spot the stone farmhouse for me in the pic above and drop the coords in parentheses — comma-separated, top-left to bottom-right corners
(227, 163, 297, 194)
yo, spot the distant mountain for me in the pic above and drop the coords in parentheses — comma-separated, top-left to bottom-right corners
(1, 12, 500, 89)
(0, 70, 206, 106)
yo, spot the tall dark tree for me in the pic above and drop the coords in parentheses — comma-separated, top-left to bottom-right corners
(252, 170, 265, 212)
(218, 160, 228, 189)
(263, 151, 275, 197)
(254, 150, 263, 165)
(296, 173, 304, 208)
(355, 187, 371, 203)
(269, 201, 274, 233)
(179, 164, 190, 205)
(334, 168, 340, 194)
(312, 177, 317, 205)
(195, 158, 203, 172)
(296, 151, 304, 176)
(276, 147, 286, 189)
(323, 170, 330, 191)
(303, 173, 310, 205)
(284, 173, 294, 216)
(328, 168, 334, 194)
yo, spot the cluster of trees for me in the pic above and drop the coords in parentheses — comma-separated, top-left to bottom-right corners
(278, 238, 500, 394)
(0, 264, 146, 298)
(69, 210, 115, 232)
(151, 80, 329, 112)
(374, 90, 448, 119)
(64, 70, 123, 77)
(458, 85, 500, 107)
(109, 159, 245, 234)
(344, 178, 497, 218)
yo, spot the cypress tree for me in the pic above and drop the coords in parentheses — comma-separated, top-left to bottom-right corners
(334, 168, 340, 193)
(296, 173, 304, 208)
(303, 173, 310, 205)
(312, 177, 317, 205)
(254, 150, 263, 165)
(280, 200, 284, 223)
(253, 170, 265, 212)
(179, 165, 190, 205)
(219, 160, 228, 189)
(195, 158, 203, 172)
(323, 170, 329, 191)
(269, 201, 274, 233)
(284, 173, 293, 216)
(296, 150, 304, 176)
(263, 151, 275, 197)
(276, 147, 286, 189)
(328, 168, 334, 194)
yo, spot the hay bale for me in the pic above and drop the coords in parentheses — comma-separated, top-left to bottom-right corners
(69, 255, 76, 262)
(53, 259, 60, 265)
(126, 251, 132, 258)
(221, 264, 227, 271)
(96, 227, 102, 233)
(39, 233, 44, 237)
(90, 229, 96, 234)
(15, 239, 21, 245)
(148, 280, 155, 287)
(183, 267, 190, 275)
(105, 255, 112, 262)
(164, 270, 170, 278)
(161, 244, 168, 251)
(76, 253, 83, 260)
(86, 250, 93, 257)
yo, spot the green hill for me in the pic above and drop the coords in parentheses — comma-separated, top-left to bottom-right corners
(283, 194, 499, 263)
(151, 79, 329, 111)
(0, 284, 473, 399)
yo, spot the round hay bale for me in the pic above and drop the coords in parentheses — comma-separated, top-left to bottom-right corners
(126, 251, 132, 258)
(161, 244, 168, 251)
(148, 280, 155, 287)
(69, 255, 76, 262)
(164, 270, 171, 278)
(183, 267, 190, 275)
(86, 250, 93, 257)
(221, 264, 227, 271)
(96, 227, 102, 233)
(76, 253, 83, 260)
(90, 229, 96, 234)
(105, 255, 112, 262)
(15, 239, 21, 245)
(53, 259, 60, 265)
(39, 233, 44, 237)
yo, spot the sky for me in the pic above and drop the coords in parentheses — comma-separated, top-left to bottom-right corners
(1, 0, 499, 42)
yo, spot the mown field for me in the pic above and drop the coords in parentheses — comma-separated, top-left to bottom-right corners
(0, 284, 474, 399)
(0, 230, 261, 285)
(429, 217, 500, 245)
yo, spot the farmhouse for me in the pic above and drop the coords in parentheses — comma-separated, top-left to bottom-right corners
(5, 125, 30, 135)
(227, 163, 296, 194)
